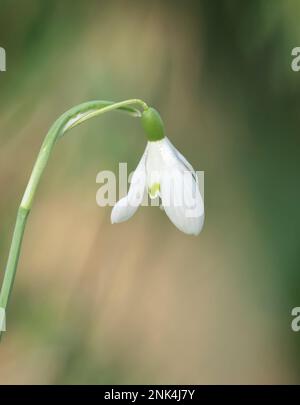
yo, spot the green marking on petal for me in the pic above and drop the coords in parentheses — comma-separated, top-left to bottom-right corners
(148, 183, 160, 199)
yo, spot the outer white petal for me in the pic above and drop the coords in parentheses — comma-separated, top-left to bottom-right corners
(111, 148, 147, 224)
(160, 166, 204, 235)
(165, 137, 197, 178)
(147, 138, 178, 168)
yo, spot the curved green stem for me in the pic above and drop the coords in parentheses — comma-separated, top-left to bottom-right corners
(0, 98, 148, 337)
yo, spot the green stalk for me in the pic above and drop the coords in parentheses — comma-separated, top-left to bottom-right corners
(0, 98, 148, 338)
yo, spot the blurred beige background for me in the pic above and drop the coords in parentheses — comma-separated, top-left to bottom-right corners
(0, 0, 300, 384)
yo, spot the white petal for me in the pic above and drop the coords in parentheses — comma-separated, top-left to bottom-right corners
(111, 148, 147, 224)
(165, 137, 197, 178)
(145, 138, 179, 196)
(160, 167, 204, 235)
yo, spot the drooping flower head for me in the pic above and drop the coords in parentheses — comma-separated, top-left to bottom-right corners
(111, 107, 204, 235)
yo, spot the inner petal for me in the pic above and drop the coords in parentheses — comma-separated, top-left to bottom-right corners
(148, 182, 160, 199)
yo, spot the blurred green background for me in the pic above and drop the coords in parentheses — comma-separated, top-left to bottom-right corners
(0, 0, 300, 384)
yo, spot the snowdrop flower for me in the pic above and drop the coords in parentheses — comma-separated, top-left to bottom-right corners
(0, 98, 205, 338)
(111, 108, 204, 235)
